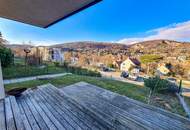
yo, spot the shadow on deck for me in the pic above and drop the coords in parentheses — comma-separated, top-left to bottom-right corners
(0, 82, 190, 130)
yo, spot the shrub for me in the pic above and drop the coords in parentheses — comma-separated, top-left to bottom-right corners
(107, 63, 115, 68)
(66, 66, 101, 77)
(53, 62, 60, 67)
(0, 47, 14, 67)
(144, 76, 178, 104)
(144, 76, 178, 93)
(59, 61, 69, 68)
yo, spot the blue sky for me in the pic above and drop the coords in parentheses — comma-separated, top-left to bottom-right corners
(0, 0, 190, 45)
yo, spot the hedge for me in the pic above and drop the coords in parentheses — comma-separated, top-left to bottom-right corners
(0, 47, 14, 67)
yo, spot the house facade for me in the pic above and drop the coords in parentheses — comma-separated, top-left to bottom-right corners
(157, 63, 170, 75)
(120, 58, 141, 72)
(50, 48, 65, 63)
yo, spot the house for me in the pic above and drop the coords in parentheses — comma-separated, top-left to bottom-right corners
(120, 57, 141, 72)
(71, 56, 79, 65)
(157, 63, 170, 75)
(187, 71, 190, 80)
(50, 48, 65, 63)
(177, 56, 187, 62)
(30, 46, 50, 61)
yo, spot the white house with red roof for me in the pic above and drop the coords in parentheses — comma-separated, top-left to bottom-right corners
(120, 57, 141, 72)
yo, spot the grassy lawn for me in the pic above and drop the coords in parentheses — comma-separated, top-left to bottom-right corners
(3, 65, 67, 79)
(184, 97, 190, 108)
(5, 74, 187, 117)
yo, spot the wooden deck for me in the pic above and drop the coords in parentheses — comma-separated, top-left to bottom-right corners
(60, 82, 190, 130)
(0, 82, 190, 130)
(0, 85, 108, 130)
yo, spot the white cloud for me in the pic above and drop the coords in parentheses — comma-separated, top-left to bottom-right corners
(7, 40, 59, 46)
(118, 21, 190, 44)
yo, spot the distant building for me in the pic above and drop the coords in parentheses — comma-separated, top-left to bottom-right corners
(37, 46, 50, 61)
(96, 62, 105, 68)
(188, 71, 190, 80)
(157, 63, 170, 75)
(167, 57, 177, 60)
(71, 57, 79, 65)
(177, 56, 187, 62)
(120, 57, 141, 72)
(50, 48, 65, 63)
(30, 46, 50, 62)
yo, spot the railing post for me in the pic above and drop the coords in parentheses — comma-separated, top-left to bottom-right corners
(0, 60, 5, 99)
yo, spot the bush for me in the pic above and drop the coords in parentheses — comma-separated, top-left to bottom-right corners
(59, 62, 69, 68)
(66, 66, 101, 77)
(107, 63, 115, 68)
(53, 62, 60, 67)
(144, 76, 178, 93)
(0, 47, 14, 67)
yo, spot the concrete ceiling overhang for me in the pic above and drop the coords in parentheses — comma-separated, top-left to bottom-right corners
(0, 0, 101, 28)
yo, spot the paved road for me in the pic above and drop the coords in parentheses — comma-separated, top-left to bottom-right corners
(100, 71, 144, 86)
(4, 73, 72, 85)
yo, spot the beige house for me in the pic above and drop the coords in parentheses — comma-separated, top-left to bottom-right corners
(157, 63, 170, 75)
(120, 58, 141, 72)
(30, 46, 50, 61)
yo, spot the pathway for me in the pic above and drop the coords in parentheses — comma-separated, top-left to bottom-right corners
(3, 73, 71, 85)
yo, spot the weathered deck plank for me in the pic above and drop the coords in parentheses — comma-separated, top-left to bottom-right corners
(45, 86, 108, 130)
(0, 99, 6, 130)
(82, 83, 190, 129)
(39, 86, 102, 130)
(22, 92, 49, 130)
(5, 97, 16, 130)
(25, 90, 57, 130)
(47, 85, 113, 129)
(30, 89, 66, 130)
(17, 97, 40, 130)
(61, 82, 190, 130)
(17, 99, 32, 130)
(33, 89, 72, 130)
(9, 96, 25, 130)
(53, 86, 149, 130)
(64, 83, 176, 129)
(37, 88, 85, 130)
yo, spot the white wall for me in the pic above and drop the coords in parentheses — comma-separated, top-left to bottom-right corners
(0, 60, 5, 99)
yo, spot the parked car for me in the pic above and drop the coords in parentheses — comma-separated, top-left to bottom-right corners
(120, 71, 129, 78)
(167, 77, 177, 83)
(101, 67, 109, 72)
(128, 74, 139, 81)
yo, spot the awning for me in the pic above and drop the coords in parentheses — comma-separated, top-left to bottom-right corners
(0, 0, 101, 28)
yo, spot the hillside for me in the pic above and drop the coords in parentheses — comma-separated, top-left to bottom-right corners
(128, 40, 190, 57)
(51, 41, 128, 51)
(6, 40, 190, 58)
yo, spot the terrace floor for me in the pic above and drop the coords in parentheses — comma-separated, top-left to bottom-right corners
(0, 82, 190, 130)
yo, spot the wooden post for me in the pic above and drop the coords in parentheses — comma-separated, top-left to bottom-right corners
(0, 60, 5, 99)
(179, 80, 182, 94)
